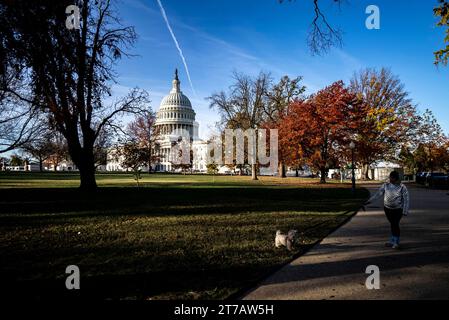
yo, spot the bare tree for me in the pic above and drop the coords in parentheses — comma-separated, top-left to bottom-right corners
(9, 153, 25, 167)
(93, 127, 113, 170)
(0, 0, 149, 189)
(208, 71, 271, 180)
(0, 60, 42, 153)
(47, 133, 70, 171)
(263, 76, 306, 121)
(126, 111, 160, 173)
(22, 131, 55, 172)
(263, 75, 306, 177)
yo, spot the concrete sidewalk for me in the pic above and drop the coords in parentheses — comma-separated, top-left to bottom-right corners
(244, 185, 449, 300)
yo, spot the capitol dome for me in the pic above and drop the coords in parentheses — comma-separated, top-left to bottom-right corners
(155, 69, 197, 138)
(153, 69, 205, 173)
(159, 69, 192, 108)
(160, 90, 192, 109)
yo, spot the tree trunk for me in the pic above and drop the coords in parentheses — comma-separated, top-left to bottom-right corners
(64, 127, 98, 190)
(295, 168, 299, 177)
(78, 149, 97, 190)
(252, 163, 258, 180)
(39, 157, 43, 172)
(278, 161, 286, 178)
(320, 167, 327, 184)
(362, 163, 371, 180)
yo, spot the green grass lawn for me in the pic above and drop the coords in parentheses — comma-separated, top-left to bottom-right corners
(0, 172, 369, 300)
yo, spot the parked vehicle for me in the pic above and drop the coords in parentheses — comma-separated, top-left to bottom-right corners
(425, 172, 448, 188)
(432, 174, 449, 189)
(416, 172, 428, 184)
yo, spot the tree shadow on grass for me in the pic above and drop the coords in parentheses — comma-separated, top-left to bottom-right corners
(0, 188, 369, 230)
(1, 242, 307, 300)
(0, 186, 369, 300)
(0, 187, 368, 214)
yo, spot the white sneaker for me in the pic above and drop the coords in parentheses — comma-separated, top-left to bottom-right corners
(392, 243, 400, 249)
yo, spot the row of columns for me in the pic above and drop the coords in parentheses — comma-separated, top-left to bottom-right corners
(159, 148, 170, 162)
(158, 148, 172, 172)
(159, 112, 194, 120)
(158, 124, 193, 136)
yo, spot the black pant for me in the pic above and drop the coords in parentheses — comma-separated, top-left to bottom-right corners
(384, 207, 403, 237)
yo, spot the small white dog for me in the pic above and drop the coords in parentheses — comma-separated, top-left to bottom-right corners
(275, 230, 298, 251)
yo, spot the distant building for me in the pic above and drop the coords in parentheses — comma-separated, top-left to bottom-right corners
(327, 162, 404, 181)
(43, 160, 78, 171)
(358, 162, 404, 181)
(5, 163, 40, 172)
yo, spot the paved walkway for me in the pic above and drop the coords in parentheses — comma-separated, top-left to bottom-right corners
(244, 185, 449, 300)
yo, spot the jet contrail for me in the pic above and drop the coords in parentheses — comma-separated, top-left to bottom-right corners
(156, 0, 196, 96)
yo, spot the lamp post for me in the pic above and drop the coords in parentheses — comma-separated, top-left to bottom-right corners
(349, 141, 356, 194)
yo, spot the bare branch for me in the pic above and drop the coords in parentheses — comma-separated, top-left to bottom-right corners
(94, 88, 150, 139)
(279, 0, 343, 55)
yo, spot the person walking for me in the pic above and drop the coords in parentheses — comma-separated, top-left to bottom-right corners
(366, 171, 410, 249)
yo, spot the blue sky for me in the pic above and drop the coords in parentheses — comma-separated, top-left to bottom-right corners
(113, 0, 449, 138)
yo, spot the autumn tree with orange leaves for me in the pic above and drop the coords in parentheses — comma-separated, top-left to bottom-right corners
(278, 81, 361, 183)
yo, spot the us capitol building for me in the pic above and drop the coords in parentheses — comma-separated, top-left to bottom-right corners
(106, 69, 208, 172)
(153, 69, 208, 172)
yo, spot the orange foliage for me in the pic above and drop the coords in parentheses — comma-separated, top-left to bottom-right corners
(276, 81, 361, 182)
